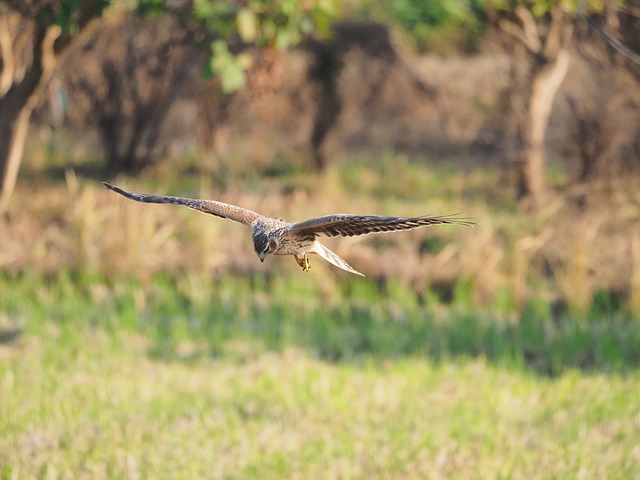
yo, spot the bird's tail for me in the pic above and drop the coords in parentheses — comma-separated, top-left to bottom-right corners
(312, 242, 364, 276)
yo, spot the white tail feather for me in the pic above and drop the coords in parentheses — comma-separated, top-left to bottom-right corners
(312, 242, 365, 276)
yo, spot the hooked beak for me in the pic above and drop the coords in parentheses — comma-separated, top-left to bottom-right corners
(259, 253, 266, 262)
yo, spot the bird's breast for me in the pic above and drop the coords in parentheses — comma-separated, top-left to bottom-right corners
(273, 235, 315, 256)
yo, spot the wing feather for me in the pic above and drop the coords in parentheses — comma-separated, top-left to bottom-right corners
(288, 214, 476, 238)
(103, 183, 262, 226)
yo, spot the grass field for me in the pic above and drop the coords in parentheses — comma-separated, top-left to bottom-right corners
(2, 155, 640, 478)
(2, 274, 640, 479)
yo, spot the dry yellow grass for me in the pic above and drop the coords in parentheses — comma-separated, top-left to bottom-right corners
(2, 163, 639, 313)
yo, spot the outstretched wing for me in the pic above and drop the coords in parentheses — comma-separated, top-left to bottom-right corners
(288, 214, 476, 238)
(103, 183, 263, 226)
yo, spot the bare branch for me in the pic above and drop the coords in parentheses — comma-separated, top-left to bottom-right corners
(544, 7, 563, 58)
(499, 18, 533, 51)
(515, 6, 542, 53)
(0, 8, 34, 96)
(499, 6, 547, 57)
(500, 21, 545, 58)
(598, 22, 640, 66)
(608, 3, 640, 18)
(543, 7, 574, 60)
(0, 15, 15, 96)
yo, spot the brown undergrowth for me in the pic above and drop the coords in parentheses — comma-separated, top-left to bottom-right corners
(2, 162, 639, 317)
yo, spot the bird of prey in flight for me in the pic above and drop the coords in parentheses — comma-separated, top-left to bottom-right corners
(103, 182, 475, 276)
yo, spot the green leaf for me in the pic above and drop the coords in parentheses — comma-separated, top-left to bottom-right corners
(209, 40, 251, 93)
(275, 28, 292, 49)
(236, 52, 254, 70)
(136, 0, 166, 16)
(237, 8, 258, 42)
(531, 2, 551, 17)
(219, 62, 247, 93)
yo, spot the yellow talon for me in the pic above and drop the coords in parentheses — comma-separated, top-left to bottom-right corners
(295, 254, 311, 272)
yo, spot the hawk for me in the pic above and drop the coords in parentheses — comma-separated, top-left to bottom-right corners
(103, 182, 475, 276)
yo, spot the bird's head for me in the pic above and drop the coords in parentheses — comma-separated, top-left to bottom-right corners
(253, 231, 277, 262)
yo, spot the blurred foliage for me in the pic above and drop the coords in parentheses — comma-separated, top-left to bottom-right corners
(138, 0, 339, 92)
(3, 0, 112, 37)
(388, 0, 486, 54)
(196, 0, 338, 91)
(40, 0, 111, 34)
(32, 0, 338, 93)
(129, 0, 617, 87)
(352, 0, 615, 55)
(486, 0, 610, 16)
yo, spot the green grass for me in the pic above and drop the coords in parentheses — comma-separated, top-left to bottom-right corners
(1, 273, 640, 478)
(2, 273, 639, 373)
(4, 343, 640, 480)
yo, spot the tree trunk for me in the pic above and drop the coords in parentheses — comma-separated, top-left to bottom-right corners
(501, 6, 573, 209)
(0, 93, 35, 213)
(0, 24, 60, 213)
(517, 49, 570, 207)
(0, 1, 104, 213)
(305, 37, 343, 172)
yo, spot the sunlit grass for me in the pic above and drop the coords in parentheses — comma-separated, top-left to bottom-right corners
(1, 312, 639, 479)
(3, 148, 640, 477)
(2, 273, 639, 374)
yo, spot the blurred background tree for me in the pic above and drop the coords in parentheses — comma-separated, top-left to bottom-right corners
(0, 0, 638, 319)
(388, 0, 485, 54)
(1, 0, 638, 212)
(493, 1, 576, 209)
(0, 0, 109, 212)
(0, 0, 337, 212)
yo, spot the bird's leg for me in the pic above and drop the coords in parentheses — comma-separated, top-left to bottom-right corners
(294, 254, 311, 272)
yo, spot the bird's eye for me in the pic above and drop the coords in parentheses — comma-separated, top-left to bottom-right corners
(268, 240, 277, 251)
